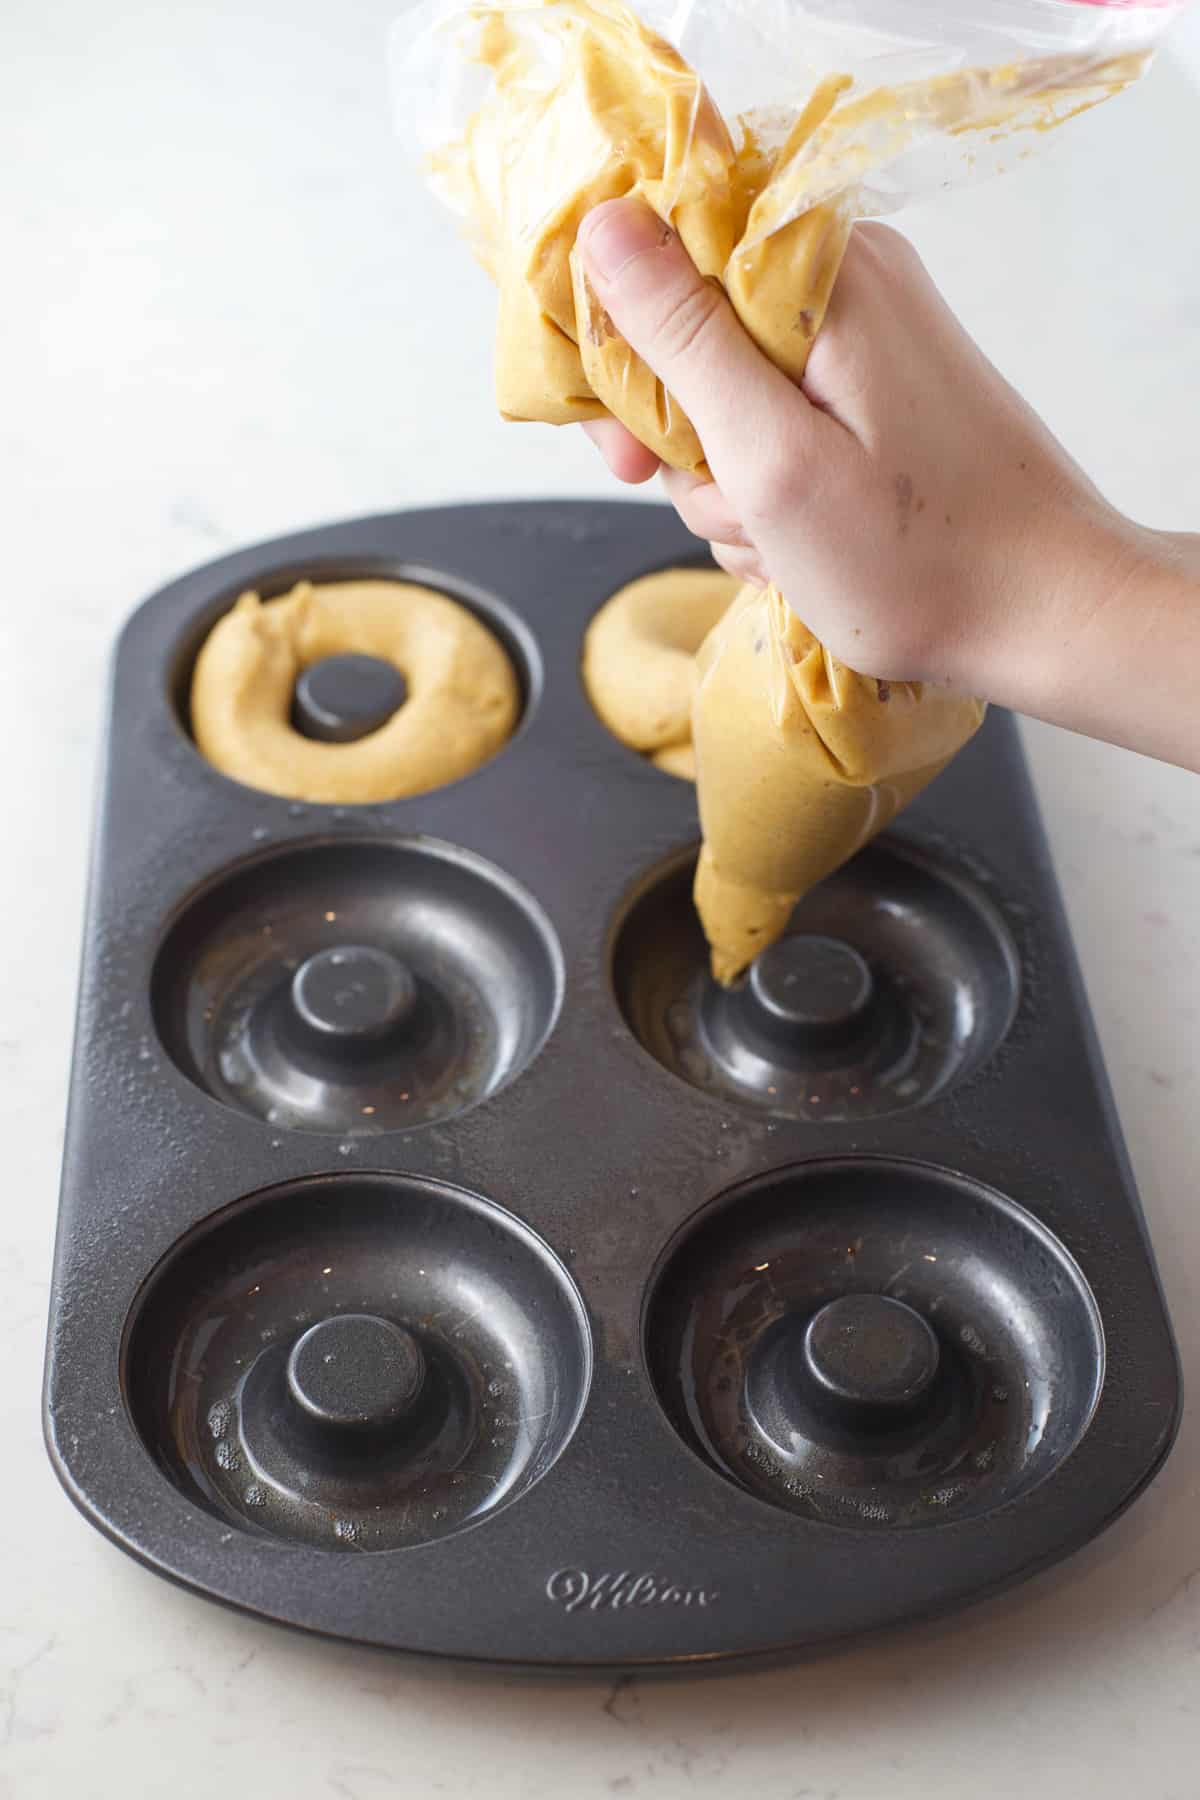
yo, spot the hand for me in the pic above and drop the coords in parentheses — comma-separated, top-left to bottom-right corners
(575, 196, 1200, 770)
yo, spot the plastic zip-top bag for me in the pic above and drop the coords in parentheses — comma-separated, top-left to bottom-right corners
(391, 0, 1180, 981)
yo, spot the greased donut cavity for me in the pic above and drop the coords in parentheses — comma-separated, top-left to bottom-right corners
(190, 578, 520, 803)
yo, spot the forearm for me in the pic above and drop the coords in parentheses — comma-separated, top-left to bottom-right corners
(975, 505, 1200, 771)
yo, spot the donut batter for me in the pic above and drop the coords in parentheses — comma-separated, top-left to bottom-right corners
(693, 584, 985, 984)
(437, 0, 1138, 467)
(431, 0, 1138, 979)
(582, 566, 739, 778)
(190, 579, 519, 803)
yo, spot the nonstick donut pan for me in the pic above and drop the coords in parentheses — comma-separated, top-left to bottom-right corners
(44, 500, 1181, 1670)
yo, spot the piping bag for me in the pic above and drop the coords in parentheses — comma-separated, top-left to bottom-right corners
(391, 0, 1175, 982)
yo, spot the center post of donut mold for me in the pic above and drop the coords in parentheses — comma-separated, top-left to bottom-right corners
(292, 653, 408, 743)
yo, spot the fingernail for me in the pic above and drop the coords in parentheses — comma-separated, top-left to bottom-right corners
(579, 199, 671, 285)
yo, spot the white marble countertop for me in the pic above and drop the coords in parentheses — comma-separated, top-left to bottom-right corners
(3, 2, 1199, 1794)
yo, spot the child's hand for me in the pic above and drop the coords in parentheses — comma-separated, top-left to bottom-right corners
(576, 197, 1200, 770)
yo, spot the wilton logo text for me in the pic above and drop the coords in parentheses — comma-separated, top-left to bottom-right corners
(546, 1569, 719, 1614)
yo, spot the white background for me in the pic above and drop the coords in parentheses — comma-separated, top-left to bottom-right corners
(1, 2, 1198, 1795)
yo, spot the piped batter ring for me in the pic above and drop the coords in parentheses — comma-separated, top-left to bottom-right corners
(190, 578, 519, 803)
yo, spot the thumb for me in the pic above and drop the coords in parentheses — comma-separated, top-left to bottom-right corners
(577, 197, 809, 485)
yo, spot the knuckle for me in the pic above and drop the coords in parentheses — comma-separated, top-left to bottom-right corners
(854, 219, 908, 256)
(687, 484, 747, 547)
(854, 219, 924, 276)
(649, 279, 725, 368)
(804, 325, 867, 409)
(741, 450, 803, 532)
(660, 465, 703, 507)
(676, 500, 710, 544)
(710, 541, 764, 584)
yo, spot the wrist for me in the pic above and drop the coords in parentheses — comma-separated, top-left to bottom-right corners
(970, 501, 1200, 767)
(955, 494, 1143, 722)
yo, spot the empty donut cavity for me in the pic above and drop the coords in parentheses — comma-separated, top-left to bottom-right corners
(122, 1174, 591, 1551)
(645, 1159, 1104, 1530)
(151, 837, 562, 1134)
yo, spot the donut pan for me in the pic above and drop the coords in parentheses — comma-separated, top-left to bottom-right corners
(44, 500, 1181, 1671)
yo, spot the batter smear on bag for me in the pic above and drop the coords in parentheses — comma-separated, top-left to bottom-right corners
(395, 0, 1156, 981)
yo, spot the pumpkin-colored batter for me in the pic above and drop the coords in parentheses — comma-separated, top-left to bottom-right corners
(692, 584, 985, 984)
(582, 566, 740, 778)
(429, 0, 1142, 979)
(190, 579, 519, 804)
